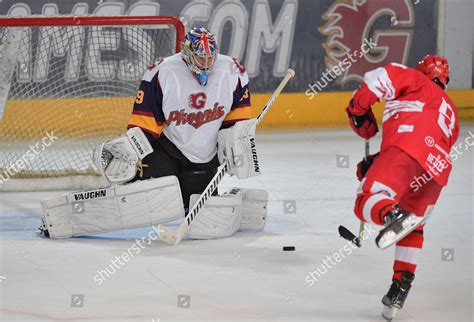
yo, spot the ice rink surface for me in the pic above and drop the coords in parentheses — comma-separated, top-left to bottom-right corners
(1, 127, 473, 322)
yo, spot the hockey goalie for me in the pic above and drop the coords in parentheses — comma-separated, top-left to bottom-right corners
(40, 27, 268, 240)
(345, 55, 459, 319)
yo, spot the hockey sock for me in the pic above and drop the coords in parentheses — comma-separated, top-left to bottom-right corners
(354, 192, 396, 226)
(392, 227, 424, 280)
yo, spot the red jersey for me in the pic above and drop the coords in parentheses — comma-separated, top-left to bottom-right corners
(352, 63, 459, 186)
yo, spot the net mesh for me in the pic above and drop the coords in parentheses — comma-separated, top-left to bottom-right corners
(0, 17, 180, 189)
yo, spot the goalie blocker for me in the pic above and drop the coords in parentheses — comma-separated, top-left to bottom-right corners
(218, 119, 260, 179)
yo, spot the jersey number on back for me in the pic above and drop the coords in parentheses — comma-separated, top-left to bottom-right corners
(437, 98, 455, 138)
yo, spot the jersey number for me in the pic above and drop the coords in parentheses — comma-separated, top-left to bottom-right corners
(437, 98, 455, 138)
(135, 90, 144, 104)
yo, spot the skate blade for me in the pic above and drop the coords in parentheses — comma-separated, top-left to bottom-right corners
(377, 214, 425, 249)
(382, 304, 398, 321)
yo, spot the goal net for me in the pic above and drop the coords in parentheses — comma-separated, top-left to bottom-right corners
(0, 16, 184, 191)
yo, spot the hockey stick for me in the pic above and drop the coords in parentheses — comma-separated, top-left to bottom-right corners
(338, 140, 370, 247)
(157, 68, 296, 245)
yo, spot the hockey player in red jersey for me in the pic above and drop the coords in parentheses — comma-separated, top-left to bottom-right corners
(345, 55, 459, 319)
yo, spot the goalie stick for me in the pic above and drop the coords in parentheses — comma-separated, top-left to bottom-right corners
(338, 140, 370, 247)
(157, 68, 296, 245)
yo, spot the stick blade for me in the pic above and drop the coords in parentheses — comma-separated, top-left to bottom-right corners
(338, 225, 362, 247)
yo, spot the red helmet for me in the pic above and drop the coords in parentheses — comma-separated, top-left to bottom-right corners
(415, 54, 450, 89)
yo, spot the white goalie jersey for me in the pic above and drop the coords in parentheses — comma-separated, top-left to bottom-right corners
(127, 53, 252, 163)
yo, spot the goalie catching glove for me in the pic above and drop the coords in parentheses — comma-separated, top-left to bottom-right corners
(93, 127, 153, 184)
(217, 119, 260, 179)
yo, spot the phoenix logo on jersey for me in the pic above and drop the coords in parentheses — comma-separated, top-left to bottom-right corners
(188, 93, 207, 109)
(167, 103, 225, 129)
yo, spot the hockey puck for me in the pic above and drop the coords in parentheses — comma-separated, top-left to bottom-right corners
(283, 246, 295, 251)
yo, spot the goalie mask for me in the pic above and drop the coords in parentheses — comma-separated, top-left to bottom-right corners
(182, 26, 218, 86)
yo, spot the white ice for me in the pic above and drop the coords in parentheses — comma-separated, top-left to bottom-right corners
(1, 128, 473, 322)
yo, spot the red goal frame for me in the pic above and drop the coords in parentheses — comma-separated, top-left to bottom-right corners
(0, 15, 185, 191)
(0, 15, 185, 53)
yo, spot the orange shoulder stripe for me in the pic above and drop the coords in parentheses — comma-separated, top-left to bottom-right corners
(224, 105, 251, 122)
(128, 114, 163, 136)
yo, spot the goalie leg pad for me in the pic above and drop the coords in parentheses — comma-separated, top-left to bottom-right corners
(187, 190, 243, 240)
(41, 176, 184, 238)
(236, 188, 268, 231)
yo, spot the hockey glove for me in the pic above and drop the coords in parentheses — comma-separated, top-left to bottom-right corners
(356, 152, 379, 181)
(346, 99, 379, 140)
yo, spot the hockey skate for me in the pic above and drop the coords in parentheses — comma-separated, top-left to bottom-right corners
(375, 207, 425, 249)
(381, 272, 414, 320)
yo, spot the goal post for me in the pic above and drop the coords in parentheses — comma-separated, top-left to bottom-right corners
(0, 16, 185, 191)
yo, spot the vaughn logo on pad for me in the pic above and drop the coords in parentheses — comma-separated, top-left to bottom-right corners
(72, 189, 108, 201)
